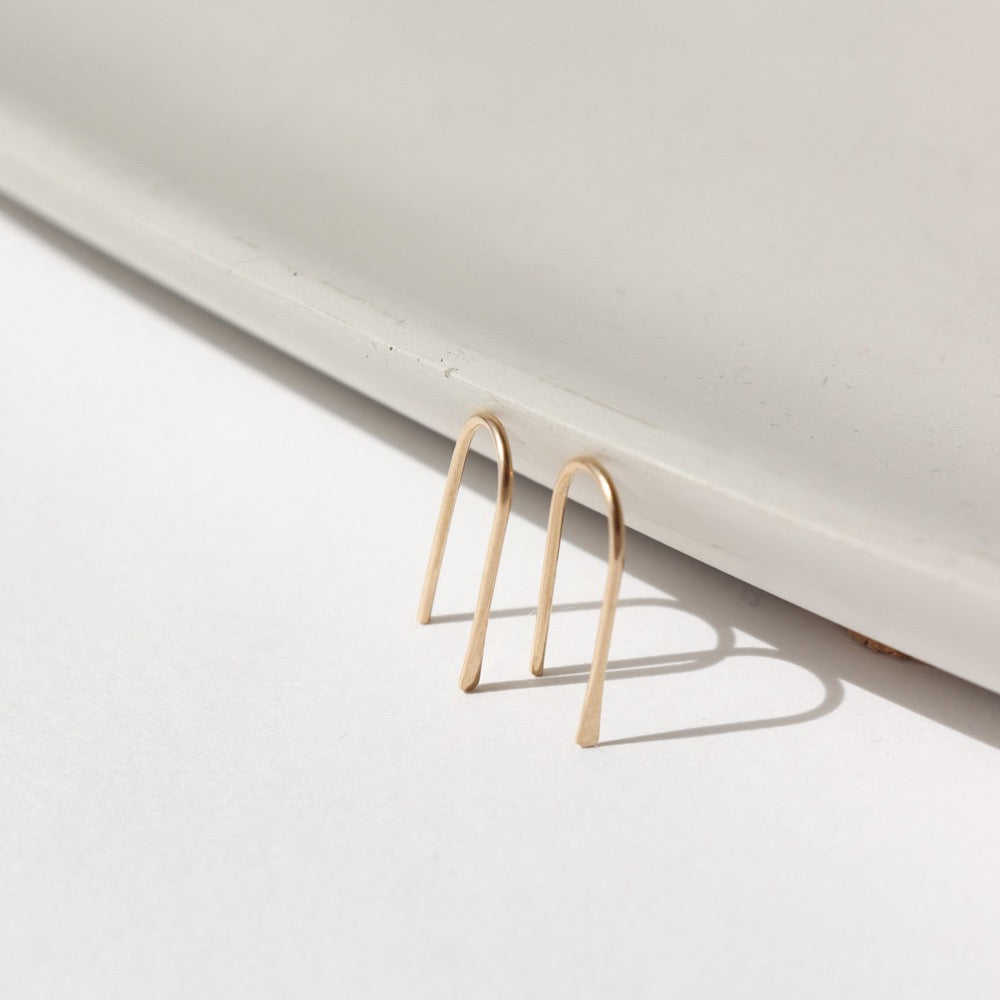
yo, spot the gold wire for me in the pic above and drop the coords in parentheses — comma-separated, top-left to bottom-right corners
(530, 457, 625, 747)
(417, 412, 514, 692)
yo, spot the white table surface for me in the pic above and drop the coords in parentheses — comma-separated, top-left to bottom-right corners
(2, 199, 999, 998)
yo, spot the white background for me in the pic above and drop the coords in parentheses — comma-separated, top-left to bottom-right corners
(2, 199, 999, 997)
(3, 0, 1000, 685)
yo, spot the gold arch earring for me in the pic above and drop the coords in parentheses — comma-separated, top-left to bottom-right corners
(418, 412, 514, 692)
(530, 457, 625, 747)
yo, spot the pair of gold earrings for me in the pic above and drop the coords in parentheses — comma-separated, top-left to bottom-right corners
(417, 412, 625, 748)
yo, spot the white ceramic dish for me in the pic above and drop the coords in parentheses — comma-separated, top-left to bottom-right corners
(0, 1, 997, 691)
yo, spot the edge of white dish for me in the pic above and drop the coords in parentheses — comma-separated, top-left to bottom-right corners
(1, 96, 995, 693)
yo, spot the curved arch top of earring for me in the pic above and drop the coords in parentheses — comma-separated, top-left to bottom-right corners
(530, 457, 625, 747)
(418, 412, 514, 692)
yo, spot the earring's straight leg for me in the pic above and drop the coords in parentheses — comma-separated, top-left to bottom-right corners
(575, 552, 624, 747)
(458, 490, 511, 691)
(417, 431, 472, 624)
(530, 476, 572, 677)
